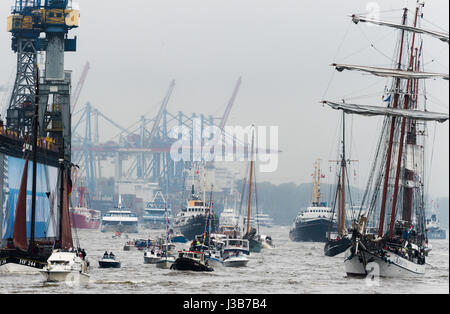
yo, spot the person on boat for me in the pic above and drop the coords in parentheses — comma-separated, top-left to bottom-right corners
(109, 252, 115, 257)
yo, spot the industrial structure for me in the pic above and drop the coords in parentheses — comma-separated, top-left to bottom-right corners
(2, 0, 79, 163)
(70, 77, 243, 203)
(0, 1, 243, 215)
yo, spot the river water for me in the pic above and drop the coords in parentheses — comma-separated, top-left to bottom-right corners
(0, 225, 448, 294)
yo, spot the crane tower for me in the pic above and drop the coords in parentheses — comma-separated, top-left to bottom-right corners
(6, 0, 80, 161)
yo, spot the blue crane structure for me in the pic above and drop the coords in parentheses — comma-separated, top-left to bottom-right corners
(6, 0, 79, 161)
(71, 78, 243, 198)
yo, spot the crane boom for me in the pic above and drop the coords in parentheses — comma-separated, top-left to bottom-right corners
(71, 61, 90, 113)
(219, 76, 242, 130)
(148, 80, 176, 147)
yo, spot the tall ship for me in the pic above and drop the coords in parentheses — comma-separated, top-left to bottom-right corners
(142, 191, 171, 229)
(1, 0, 89, 280)
(174, 184, 219, 241)
(70, 186, 101, 230)
(322, 2, 449, 277)
(289, 159, 336, 242)
(426, 214, 446, 240)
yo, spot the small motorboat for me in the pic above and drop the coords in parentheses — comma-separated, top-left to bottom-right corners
(155, 256, 176, 269)
(260, 235, 275, 249)
(221, 238, 250, 268)
(170, 251, 214, 272)
(39, 250, 90, 283)
(171, 234, 187, 243)
(98, 252, 121, 268)
(223, 253, 249, 268)
(144, 249, 162, 264)
(205, 250, 224, 268)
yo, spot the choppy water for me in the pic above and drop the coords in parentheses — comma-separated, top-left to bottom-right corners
(0, 226, 448, 294)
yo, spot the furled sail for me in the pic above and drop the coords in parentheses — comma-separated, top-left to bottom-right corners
(13, 158, 29, 251)
(322, 101, 449, 123)
(332, 64, 449, 81)
(61, 172, 73, 250)
(351, 15, 449, 44)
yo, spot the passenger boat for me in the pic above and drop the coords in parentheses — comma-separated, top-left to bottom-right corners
(322, 2, 449, 277)
(170, 250, 214, 272)
(101, 209, 139, 234)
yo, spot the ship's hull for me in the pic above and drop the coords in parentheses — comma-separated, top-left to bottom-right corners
(289, 219, 336, 242)
(39, 269, 90, 283)
(144, 255, 162, 264)
(344, 248, 426, 278)
(324, 237, 352, 257)
(223, 256, 249, 267)
(70, 212, 101, 230)
(142, 218, 166, 229)
(98, 260, 121, 268)
(427, 229, 447, 240)
(177, 215, 219, 241)
(101, 223, 138, 234)
(249, 239, 262, 253)
(155, 258, 175, 269)
(170, 257, 214, 272)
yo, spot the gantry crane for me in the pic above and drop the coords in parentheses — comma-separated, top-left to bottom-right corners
(6, 0, 80, 161)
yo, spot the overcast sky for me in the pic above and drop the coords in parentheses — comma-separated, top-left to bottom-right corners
(0, 0, 448, 198)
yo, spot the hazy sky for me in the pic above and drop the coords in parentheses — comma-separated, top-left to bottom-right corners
(0, 0, 448, 198)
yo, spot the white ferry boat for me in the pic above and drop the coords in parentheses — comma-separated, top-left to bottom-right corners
(101, 209, 139, 233)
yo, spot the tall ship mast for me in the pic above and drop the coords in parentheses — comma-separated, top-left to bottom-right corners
(323, 1, 449, 277)
(289, 159, 336, 242)
(324, 112, 355, 256)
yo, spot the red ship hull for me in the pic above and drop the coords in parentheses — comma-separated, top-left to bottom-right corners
(70, 210, 101, 230)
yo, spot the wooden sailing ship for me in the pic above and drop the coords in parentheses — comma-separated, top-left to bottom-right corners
(0, 66, 88, 280)
(243, 126, 263, 253)
(324, 112, 353, 257)
(322, 2, 449, 277)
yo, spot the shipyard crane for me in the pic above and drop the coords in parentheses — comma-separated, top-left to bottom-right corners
(219, 76, 242, 130)
(6, 0, 80, 160)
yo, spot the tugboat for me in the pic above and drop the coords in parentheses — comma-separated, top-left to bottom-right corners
(174, 171, 219, 241)
(290, 159, 336, 242)
(170, 250, 214, 272)
(98, 252, 121, 268)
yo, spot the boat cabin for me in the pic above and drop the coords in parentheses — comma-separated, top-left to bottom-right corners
(178, 251, 206, 263)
